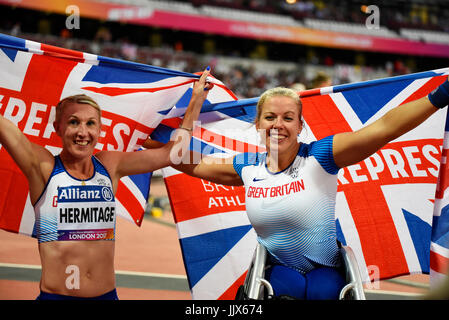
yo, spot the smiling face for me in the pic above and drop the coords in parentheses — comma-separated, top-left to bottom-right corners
(54, 101, 102, 160)
(255, 91, 303, 157)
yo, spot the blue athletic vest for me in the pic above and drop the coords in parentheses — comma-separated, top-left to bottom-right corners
(34, 155, 116, 243)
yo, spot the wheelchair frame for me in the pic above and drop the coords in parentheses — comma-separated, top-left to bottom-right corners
(238, 243, 366, 300)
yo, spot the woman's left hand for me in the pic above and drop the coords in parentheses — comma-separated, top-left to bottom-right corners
(192, 66, 214, 102)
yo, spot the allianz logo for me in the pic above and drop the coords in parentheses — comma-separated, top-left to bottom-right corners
(58, 186, 114, 202)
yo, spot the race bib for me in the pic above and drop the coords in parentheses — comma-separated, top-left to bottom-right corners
(57, 185, 116, 241)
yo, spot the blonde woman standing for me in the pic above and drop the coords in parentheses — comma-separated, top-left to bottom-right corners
(0, 67, 213, 300)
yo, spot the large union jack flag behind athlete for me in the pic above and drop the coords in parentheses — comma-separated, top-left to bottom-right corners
(0, 33, 232, 235)
(154, 68, 449, 299)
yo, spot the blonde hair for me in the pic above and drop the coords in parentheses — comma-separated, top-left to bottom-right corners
(55, 94, 101, 123)
(256, 87, 302, 123)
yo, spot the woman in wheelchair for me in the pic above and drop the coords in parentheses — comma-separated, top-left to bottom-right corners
(165, 79, 449, 299)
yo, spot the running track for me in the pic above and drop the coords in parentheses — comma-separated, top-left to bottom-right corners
(0, 214, 431, 300)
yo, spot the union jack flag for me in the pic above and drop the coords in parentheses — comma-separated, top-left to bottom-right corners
(430, 112, 449, 288)
(156, 68, 449, 299)
(155, 97, 261, 299)
(2, 33, 448, 299)
(0, 33, 206, 235)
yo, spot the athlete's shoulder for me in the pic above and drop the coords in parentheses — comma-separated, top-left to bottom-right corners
(92, 155, 111, 178)
(51, 155, 66, 176)
(300, 136, 340, 175)
(233, 152, 264, 178)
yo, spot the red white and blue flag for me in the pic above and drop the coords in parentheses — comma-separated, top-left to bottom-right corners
(0, 33, 228, 234)
(2, 33, 449, 299)
(156, 68, 449, 299)
(314, 71, 448, 286)
(154, 97, 262, 299)
(430, 112, 449, 288)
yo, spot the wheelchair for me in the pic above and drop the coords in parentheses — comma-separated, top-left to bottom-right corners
(236, 242, 366, 300)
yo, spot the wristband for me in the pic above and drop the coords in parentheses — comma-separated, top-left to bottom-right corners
(178, 126, 193, 132)
(428, 78, 449, 109)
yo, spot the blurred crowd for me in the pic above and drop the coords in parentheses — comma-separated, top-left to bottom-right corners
(2, 20, 415, 99)
(3, 25, 400, 98)
(1, 2, 447, 98)
(186, 0, 449, 32)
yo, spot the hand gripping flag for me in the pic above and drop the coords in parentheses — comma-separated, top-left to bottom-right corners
(154, 68, 449, 299)
(0, 33, 225, 236)
(154, 98, 262, 300)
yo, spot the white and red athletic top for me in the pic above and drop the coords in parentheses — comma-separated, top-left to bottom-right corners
(233, 135, 341, 274)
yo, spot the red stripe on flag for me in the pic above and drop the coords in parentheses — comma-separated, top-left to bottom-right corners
(0, 150, 29, 233)
(82, 80, 195, 97)
(218, 271, 247, 300)
(299, 88, 321, 97)
(430, 250, 449, 274)
(116, 181, 145, 226)
(41, 43, 85, 61)
(301, 94, 352, 139)
(339, 182, 409, 279)
(160, 117, 183, 128)
(196, 127, 263, 153)
(20, 54, 78, 103)
(164, 174, 246, 223)
(400, 75, 448, 105)
(435, 147, 449, 199)
(154, 123, 264, 154)
(99, 109, 153, 151)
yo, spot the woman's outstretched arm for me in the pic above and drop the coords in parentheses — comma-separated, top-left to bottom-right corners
(333, 78, 449, 168)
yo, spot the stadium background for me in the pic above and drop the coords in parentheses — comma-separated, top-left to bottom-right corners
(0, 0, 448, 300)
